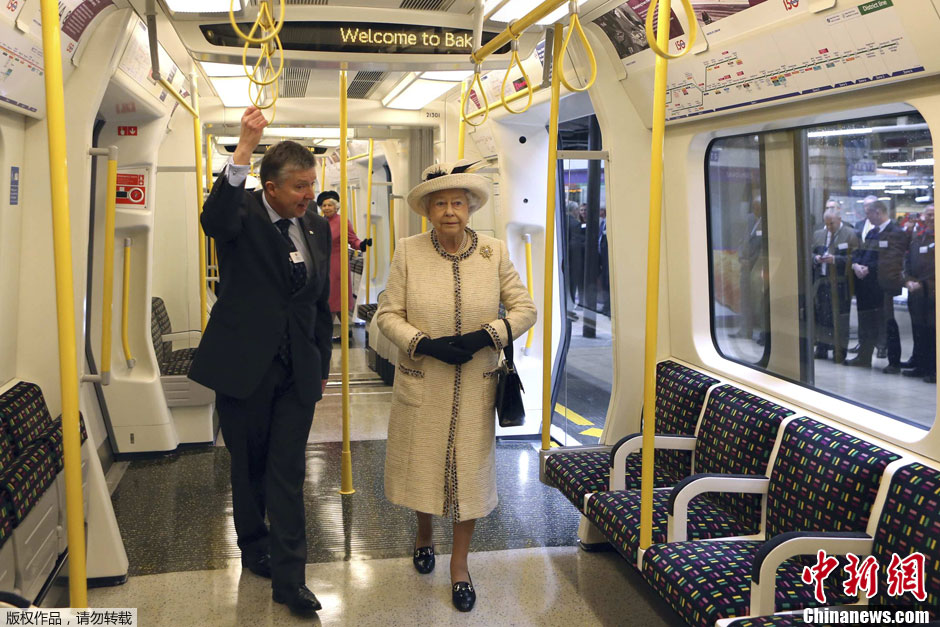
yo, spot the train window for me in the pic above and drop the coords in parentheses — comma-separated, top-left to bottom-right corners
(708, 111, 936, 429)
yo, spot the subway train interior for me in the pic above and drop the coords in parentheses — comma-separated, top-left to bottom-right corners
(2, 0, 940, 624)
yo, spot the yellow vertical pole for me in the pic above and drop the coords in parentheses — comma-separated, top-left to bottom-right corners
(339, 69, 355, 495)
(421, 216, 428, 233)
(389, 197, 396, 256)
(639, 0, 673, 551)
(321, 158, 327, 194)
(100, 156, 118, 381)
(371, 223, 378, 280)
(39, 0, 87, 605)
(541, 25, 563, 451)
(457, 80, 467, 160)
(524, 233, 535, 353)
(206, 134, 217, 284)
(365, 138, 374, 303)
(192, 74, 207, 332)
(350, 187, 358, 234)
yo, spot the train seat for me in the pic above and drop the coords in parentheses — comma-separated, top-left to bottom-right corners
(151, 297, 214, 443)
(583, 385, 796, 566)
(640, 417, 902, 627)
(542, 361, 720, 512)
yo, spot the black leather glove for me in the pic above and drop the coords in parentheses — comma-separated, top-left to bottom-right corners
(454, 329, 495, 354)
(359, 238, 373, 252)
(415, 336, 473, 365)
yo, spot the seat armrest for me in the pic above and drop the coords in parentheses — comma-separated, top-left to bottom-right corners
(749, 531, 873, 616)
(162, 330, 202, 342)
(667, 474, 769, 542)
(609, 434, 696, 490)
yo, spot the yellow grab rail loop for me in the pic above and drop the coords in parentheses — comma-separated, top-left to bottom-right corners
(229, 0, 285, 44)
(558, 1, 597, 93)
(644, 0, 697, 60)
(462, 64, 489, 128)
(500, 31, 533, 114)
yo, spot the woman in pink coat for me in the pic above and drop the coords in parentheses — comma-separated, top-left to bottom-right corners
(316, 191, 372, 318)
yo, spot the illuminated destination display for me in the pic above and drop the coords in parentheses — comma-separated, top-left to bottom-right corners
(201, 22, 507, 55)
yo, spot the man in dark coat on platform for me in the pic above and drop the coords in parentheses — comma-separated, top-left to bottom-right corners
(189, 106, 332, 615)
(903, 205, 936, 383)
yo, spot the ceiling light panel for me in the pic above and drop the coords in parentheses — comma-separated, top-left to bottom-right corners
(209, 77, 257, 107)
(383, 78, 456, 110)
(201, 62, 247, 77)
(165, 0, 242, 13)
(485, 0, 585, 25)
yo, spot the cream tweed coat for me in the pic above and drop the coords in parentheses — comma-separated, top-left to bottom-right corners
(376, 229, 537, 521)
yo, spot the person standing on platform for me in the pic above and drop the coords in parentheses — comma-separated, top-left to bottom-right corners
(188, 106, 332, 616)
(316, 190, 371, 341)
(903, 205, 936, 383)
(812, 202, 858, 363)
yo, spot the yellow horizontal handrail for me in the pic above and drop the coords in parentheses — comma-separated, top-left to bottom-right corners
(157, 78, 196, 118)
(347, 152, 370, 161)
(122, 238, 135, 369)
(470, 0, 566, 64)
(469, 83, 543, 120)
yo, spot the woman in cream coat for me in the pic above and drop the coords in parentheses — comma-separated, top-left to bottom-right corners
(376, 160, 536, 612)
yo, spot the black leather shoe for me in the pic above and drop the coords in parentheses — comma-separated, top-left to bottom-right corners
(413, 545, 435, 574)
(844, 357, 872, 368)
(883, 364, 901, 374)
(452, 579, 476, 612)
(241, 553, 271, 579)
(925, 374, 937, 384)
(903, 368, 927, 378)
(900, 359, 916, 369)
(273, 584, 322, 614)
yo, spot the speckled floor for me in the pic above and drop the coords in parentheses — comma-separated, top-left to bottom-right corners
(95, 341, 678, 625)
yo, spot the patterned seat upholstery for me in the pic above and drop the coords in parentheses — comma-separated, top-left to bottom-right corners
(585, 385, 794, 563)
(44, 415, 89, 473)
(152, 297, 197, 377)
(0, 441, 57, 525)
(544, 361, 719, 511)
(0, 382, 54, 454)
(726, 617, 805, 626)
(642, 417, 901, 627)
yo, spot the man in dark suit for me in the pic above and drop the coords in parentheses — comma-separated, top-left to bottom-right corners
(848, 197, 908, 372)
(189, 106, 332, 615)
(903, 205, 936, 383)
(812, 202, 858, 363)
(735, 195, 765, 343)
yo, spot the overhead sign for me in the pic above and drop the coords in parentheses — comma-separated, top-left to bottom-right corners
(201, 21, 509, 55)
(115, 173, 146, 206)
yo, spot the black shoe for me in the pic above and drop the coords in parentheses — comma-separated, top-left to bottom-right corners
(273, 584, 322, 614)
(332, 335, 341, 342)
(452, 579, 476, 612)
(882, 364, 901, 374)
(848, 344, 860, 354)
(877, 347, 887, 359)
(413, 545, 435, 574)
(900, 359, 916, 369)
(814, 348, 829, 359)
(241, 552, 271, 579)
(844, 357, 871, 368)
(925, 374, 937, 384)
(902, 368, 927, 378)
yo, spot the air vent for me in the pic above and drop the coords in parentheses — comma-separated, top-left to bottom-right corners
(399, 0, 456, 10)
(347, 71, 386, 99)
(284, 0, 329, 4)
(279, 66, 312, 98)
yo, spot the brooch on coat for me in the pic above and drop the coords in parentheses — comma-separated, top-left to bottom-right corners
(480, 245, 493, 260)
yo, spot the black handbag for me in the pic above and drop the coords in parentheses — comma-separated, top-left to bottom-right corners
(495, 318, 526, 428)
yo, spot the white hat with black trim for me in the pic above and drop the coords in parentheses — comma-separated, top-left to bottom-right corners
(406, 159, 490, 218)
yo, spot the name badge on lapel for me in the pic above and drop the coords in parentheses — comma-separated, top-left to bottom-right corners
(921, 246, 929, 254)
(879, 240, 888, 248)
(838, 243, 848, 250)
(290, 251, 304, 264)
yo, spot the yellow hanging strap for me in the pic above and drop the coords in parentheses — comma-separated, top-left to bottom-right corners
(558, 1, 598, 93)
(644, 0, 698, 60)
(638, 0, 696, 552)
(500, 23, 533, 114)
(462, 64, 489, 128)
(230, 0, 284, 118)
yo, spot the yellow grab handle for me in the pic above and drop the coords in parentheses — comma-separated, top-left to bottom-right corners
(121, 238, 135, 369)
(242, 35, 284, 87)
(500, 38, 534, 114)
(559, 12, 597, 93)
(644, 0, 697, 60)
(228, 0, 284, 45)
(462, 66, 489, 128)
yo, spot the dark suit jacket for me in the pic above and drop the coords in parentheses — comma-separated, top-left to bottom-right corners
(188, 175, 332, 406)
(812, 223, 858, 284)
(853, 219, 908, 297)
